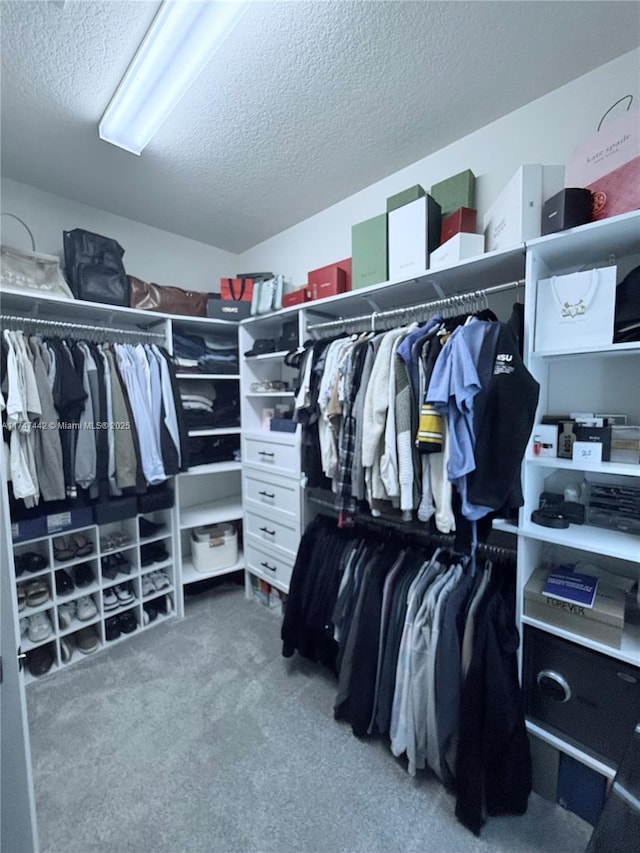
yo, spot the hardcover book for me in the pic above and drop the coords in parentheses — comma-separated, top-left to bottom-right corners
(542, 569, 599, 609)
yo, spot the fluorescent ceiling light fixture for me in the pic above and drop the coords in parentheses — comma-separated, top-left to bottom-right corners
(99, 0, 250, 155)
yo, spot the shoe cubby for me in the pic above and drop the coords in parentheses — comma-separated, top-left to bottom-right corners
(52, 526, 97, 568)
(138, 510, 172, 544)
(143, 592, 174, 626)
(100, 549, 138, 586)
(22, 608, 56, 652)
(13, 538, 52, 580)
(140, 569, 173, 601)
(17, 574, 53, 615)
(98, 518, 137, 555)
(139, 535, 172, 572)
(57, 592, 100, 637)
(70, 624, 101, 657)
(24, 640, 57, 683)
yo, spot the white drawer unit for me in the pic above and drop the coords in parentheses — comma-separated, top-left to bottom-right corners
(243, 431, 301, 478)
(242, 469, 302, 525)
(244, 540, 295, 591)
(245, 507, 300, 558)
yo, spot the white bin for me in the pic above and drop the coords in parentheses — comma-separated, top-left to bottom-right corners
(190, 523, 238, 573)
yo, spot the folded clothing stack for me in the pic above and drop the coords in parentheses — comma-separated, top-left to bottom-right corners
(179, 381, 240, 430)
(173, 332, 239, 374)
(188, 435, 240, 467)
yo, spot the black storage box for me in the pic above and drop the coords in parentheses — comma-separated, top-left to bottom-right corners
(137, 486, 174, 514)
(523, 626, 640, 767)
(542, 188, 592, 235)
(207, 293, 251, 322)
(93, 496, 139, 526)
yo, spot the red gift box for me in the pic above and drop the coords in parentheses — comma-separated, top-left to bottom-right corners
(282, 287, 311, 308)
(307, 258, 351, 300)
(440, 207, 477, 244)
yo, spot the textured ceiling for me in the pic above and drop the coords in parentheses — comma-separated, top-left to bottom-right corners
(1, 1, 639, 253)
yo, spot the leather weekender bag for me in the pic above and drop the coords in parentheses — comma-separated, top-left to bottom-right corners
(129, 276, 208, 316)
(63, 228, 129, 306)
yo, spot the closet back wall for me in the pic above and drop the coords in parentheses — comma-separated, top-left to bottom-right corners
(240, 48, 639, 285)
(0, 177, 235, 293)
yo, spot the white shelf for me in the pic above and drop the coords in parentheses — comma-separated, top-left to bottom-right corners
(526, 456, 640, 477)
(176, 373, 240, 380)
(525, 720, 616, 780)
(518, 520, 640, 561)
(531, 341, 640, 358)
(521, 614, 640, 668)
(187, 427, 241, 437)
(246, 391, 295, 398)
(181, 551, 245, 585)
(179, 496, 243, 529)
(245, 350, 290, 361)
(181, 461, 242, 475)
(492, 519, 519, 535)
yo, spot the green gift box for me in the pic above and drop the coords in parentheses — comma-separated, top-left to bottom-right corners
(351, 213, 388, 289)
(386, 184, 426, 213)
(430, 169, 476, 218)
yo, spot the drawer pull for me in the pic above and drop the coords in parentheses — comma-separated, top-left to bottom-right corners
(259, 526, 276, 536)
(261, 561, 277, 572)
(258, 451, 275, 458)
(259, 490, 275, 499)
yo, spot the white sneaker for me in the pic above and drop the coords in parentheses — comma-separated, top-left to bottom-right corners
(115, 584, 134, 604)
(58, 601, 76, 630)
(141, 575, 155, 597)
(76, 596, 97, 622)
(28, 612, 52, 643)
(151, 571, 170, 591)
(103, 588, 119, 611)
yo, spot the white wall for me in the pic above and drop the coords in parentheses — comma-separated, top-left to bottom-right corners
(238, 48, 640, 286)
(0, 178, 236, 293)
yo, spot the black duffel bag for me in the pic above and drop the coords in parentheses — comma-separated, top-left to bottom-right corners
(63, 228, 129, 306)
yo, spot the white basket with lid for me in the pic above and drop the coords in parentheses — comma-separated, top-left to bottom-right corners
(190, 523, 238, 573)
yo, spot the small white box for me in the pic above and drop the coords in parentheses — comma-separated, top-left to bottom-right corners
(531, 424, 558, 458)
(388, 196, 440, 280)
(429, 233, 485, 269)
(483, 164, 565, 252)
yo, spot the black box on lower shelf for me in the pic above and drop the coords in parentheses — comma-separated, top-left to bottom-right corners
(523, 626, 640, 767)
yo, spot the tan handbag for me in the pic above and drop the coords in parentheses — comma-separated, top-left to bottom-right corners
(129, 276, 208, 317)
(1, 214, 74, 299)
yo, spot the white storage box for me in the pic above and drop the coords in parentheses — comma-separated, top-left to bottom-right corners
(483, 164, 565, 252)
(388, 195, 441, 280)
(429, 232, 485, 269)
(191, 523, 238, 573)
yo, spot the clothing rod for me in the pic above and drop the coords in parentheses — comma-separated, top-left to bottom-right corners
(306, 279, 524, 334)
(0, 313, 166, 340)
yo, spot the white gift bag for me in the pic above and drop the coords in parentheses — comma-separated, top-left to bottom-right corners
(534, 267, 617, 353)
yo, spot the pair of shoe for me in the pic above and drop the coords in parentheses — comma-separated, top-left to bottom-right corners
(140, 543, 169, 567)
(53, 533, 94, 562)
(100, 531, 132, 553)
(139, 517, 166, 538)
(141, 571, 170, 597)
(101, 552, 131, 581)
(14, 551, 48, 576)
(55, 569, 75, 596)
(74, 563, 95, 588)
(74, 626, 99, 654)
(76, 595, 98, 621)
(143, 595, 173, 624)
(26, 644, 54, 677)
(103, 583, 135, 610)
(21, 579, 50, 607)
(27, 612, 53, 643)
(105, 610, 137, 641)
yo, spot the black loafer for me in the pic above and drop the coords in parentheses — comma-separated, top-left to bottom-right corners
(55, 570, 74, 596)
(27, 644, 55, 677)
(75, 562, 95, 587)
(105, 616, 121, 642)
(139, 517, 166, 538)
(118, 611, 137, 634)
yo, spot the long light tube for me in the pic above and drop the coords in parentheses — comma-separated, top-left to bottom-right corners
(99, 0, 250, 155)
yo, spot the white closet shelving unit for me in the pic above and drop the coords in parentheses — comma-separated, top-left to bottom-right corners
(1, 287, 244, 674)
(517, 210, 640, 778)
(239, 313, 304, 600)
